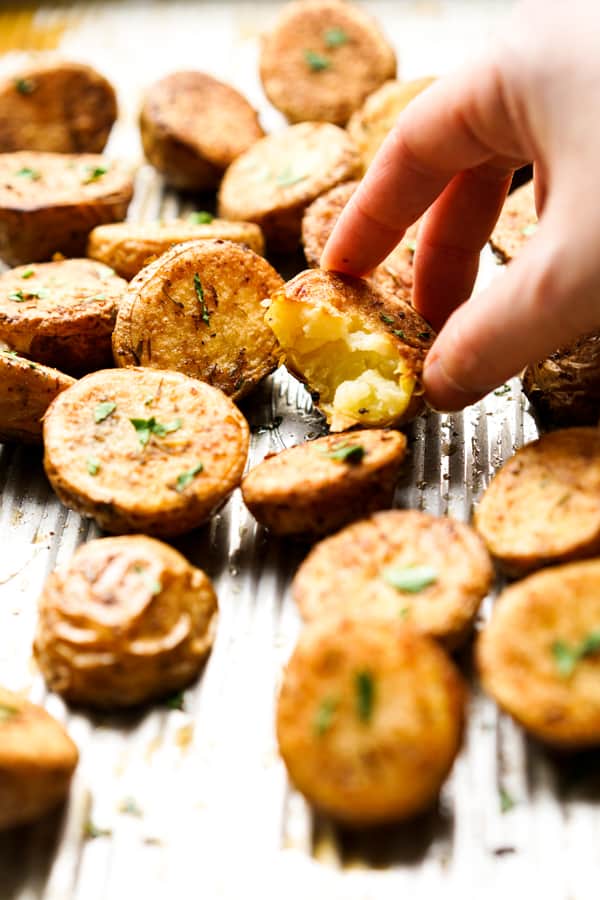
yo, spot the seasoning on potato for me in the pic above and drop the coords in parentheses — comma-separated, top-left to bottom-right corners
(0, 687, 78, 830)
(474, 427, 600, 576)
(0, 61, 117, 154)
(277, 615, 465, 826)
(293, 510, 493, 649)
(489, 180, 536, 264)
(43, 367, 249, 537)
(242, 429, 406, 537)
(140, 71, 264, 191)
(34, 535, 218, 708)
(477, 559, 600, 749)
(0, 151, 133, 266)
(265, 268, 434, 430)
(0, 350, 75, 444)
(112, 239, 283, 400)
(259, 0, 397, 126)
(217, 122, 361, 252)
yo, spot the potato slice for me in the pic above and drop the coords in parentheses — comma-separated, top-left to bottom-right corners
(477, 560, 600, 749)
(0, 61, 117, 154)
(474, 428, 600, 575)
(242, 429, 406, 537)
(218, 122, 361, 252)
(0, 687, 78, 830)
(43, 367, 249, 537)
(87, 218, 265, 280)
(0, 351, 74, 444)
(0, 259, 127, 374)
(259, 0, 396, 126)
(277, 615, 465, 825)
(489, 180, 536, 263)
(112, 239, 283, 400)
(265, 268, 434, 430)
(35, 535, 218, 708)
(0, 151, 133, 266)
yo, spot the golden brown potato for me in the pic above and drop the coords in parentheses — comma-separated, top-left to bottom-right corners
(0, 151, 133, 266)
(242, 429, 406, 537)
(277, 615, 465, 826)
(0, 61, 117, 154)
(112, 240, 283, 400)
(87, 217, 265, 280)
(474, 428, 600, 576)
(489, 180, 536, 263)
(43, 367, 249, 537)
(35, 535, 218, 708)
(140, 71, 264, 190)
(259, 0, 397, 126)
(0, 259, 127, 374)
(265, 268, 434, 431)
(218, 122, 361, 252)
(293, 510, 493, 649)
(0, 351, 75, 444)
(477, 560, 600, 749)
(0, 687, 78, 830)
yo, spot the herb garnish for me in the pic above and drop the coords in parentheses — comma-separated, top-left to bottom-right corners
(499, 787, 516, 814)
(166, 691, 185, 711)
(8, 290, 25, 302)
(392, 329, 406, 340)
(134, 564, 161, 596)
(552, 631, 600, 677)
(86, 456, 101, 476)
(83, 821, 112, 840)
(94, 401, 116, 423)
(418, 331, 431, 341)
(189, 210, 214, 224)
(355, 671, 375, 723)
(193, 273, 210, 326)
(380, 313, 395, 325)
(15, 77, 36, 95)
(324, 26, 348, 47)
(314, 697, 337, 736)
(118, 796, 143, 817)
(15, 167, 40, 180)
(276, 167, 308, 188)
(21, 268, 35, 279)
(130, 416, 182, 448)
(304, 49, 331, 71)
(83, 165, 108, 184)
(0, 702, 19, 722)
(321, 443, 365, 464)
(383, 565, 438, 593)
(494, 384, 511, 397)
(521, 223, 538, 237)
(175, 463, 204, 493)
(405, 238, 417, 253)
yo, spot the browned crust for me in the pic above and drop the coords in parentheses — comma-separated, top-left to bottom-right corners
(0, 352, 75, 443)
(489, 180, 536, 263)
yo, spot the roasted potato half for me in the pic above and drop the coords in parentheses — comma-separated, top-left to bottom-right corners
(489, 180, 536, 264)
(242, 429, 406, 537)
(293, 510, 493, 649)
(477, 560, 600, 749)
(265, 268, 434, 430)
(0, 152, 133, 266)
(35, 535, 218, 708)
(0, 259, 127, 374)
(87, 217, 265, 280)
(140, 71, 264, 191)
(0, 687, 78, 830)
(218, 122, 361, 252)
(474, 428, 600, 576)
(277, 615, 465, 826)
(0, 61, 117, 154)
(112, 239, 283, 400)
(43, 367, 249, 537)
(0, 351, 75, 444)
(259, 0, 397, 126)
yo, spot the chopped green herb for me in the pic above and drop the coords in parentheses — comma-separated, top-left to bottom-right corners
(15, 166, 40, 180)
(380, 313, 395, 325)
(405, 238, 417, 253)
(83, 165, 108, 184)
(165, 691, 185, 711)
(521, 222, 538, 237)
(9, 287, 48, 302)
(314, 696, 337, 736)
(83, 821, 112, 840)
(118, 796, 143, 817)
(494, 383, 511, 397)
(130, 416, 182, 448)
(193, 272, 210, 326)
(175, 462, 204, 493)
(8, 290, 25, 302)
(133, 564, 161, 596)
(144, 395, 155, 406)
(499, 787, 516, 814)
(324, 26, 349, 48)
(86, 456, 101, 476)
(355, 671, 375, 723)
(276, 167, 308, 188)
(90, 294, 106, 302)
(0, 702, 19, 722)
(94, 401, 117, 423)
(383, 565, 438, 593)
(21, 268, 35, 279)
(1, 350, 19, 358)
(392, 329, 406, 340)
(418, 331, 431, 341)
(305, 49, 331, 71)
(15, 77, 36, 95)
(552, 631, 600, 677)
(321, 443, 365, 464)
(188, 210, 214, 224)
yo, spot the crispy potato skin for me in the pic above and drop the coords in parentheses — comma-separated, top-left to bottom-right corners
(489, 180, 536, 263)
(112, 239, 283, 400)
(293, 510, 493, 649)
(0, 353, 74, 443)
(0, 152, 133, 266)
(34, 536, 218, 708)
(43, 368, 249, 537)
(88, 219, 265, 280)
(140, 71, 264, 190)
(277, 616, 465, 825)
(474, 428, 600, 576)
(260, 0, 397, 126)
(0, 687, 78, 830)
(218, 122, 361, 253)
(0, 61, 117, 154)
(242, 429, 406, 537)
(0, 259, 127, 374)
(477, 560, 600, 749)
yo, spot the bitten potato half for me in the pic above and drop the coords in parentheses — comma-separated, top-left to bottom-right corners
(489, 180, 536, 264)
(242, 429, 406, 537)
(35, 536, 218, 708)
(87, 217, 265, 280)
(477, 560, 600, 749)
(140, 71, 264, 190)
(277, 615, 465, 826)
(43, 368, 249, 537)
(294, 510, 493, 649)
(112, 239, 283, 400)
(0, 152, 133, 266)
(218, 122, 361, 252)
(260, 0, 397, 126)
(474, 428, 600, 576)
(265, 268, 434, 431)
(0, 259, 127, 374)
(0, 687, 78, 830)
(0, 61, 117, 154)
(0, 351, 75, 444)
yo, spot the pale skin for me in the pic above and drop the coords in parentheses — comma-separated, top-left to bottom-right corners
(322, 0, 600, 411)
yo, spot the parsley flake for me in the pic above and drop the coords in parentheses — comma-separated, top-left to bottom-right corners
(188, 210, 214, 224)
(165, 691, 185, 711)
(193, 273, 210, 326)
(118, 796, 143, 817)
(130, 416, 182, 448)
(314, 696, 337, 736)
(15, 167, 40, 180)
(380, 313, 395, 325)
(133, 564, 161, 596)
(8, 290, 25, 302)
(418, 331, 431, 341)
(15, 77, 36, 95)
(83, 165, 108, 184)
(0, 702, 19, 722)
(83, 821, 112, 840)
(86, 456, 101, 476)
(521, 223, 538, 237)
(94, 401, 116, 423)
(494, 384, 511, 397)
(405, 238, 417, 253)
(321, 443, 365, 464)
(499, 787, 516, 814)
(324, 26, 348, 48)
(355, 671, 375, 723)
(175, 463, 204, 493)
(552, 631, 600, 677)
(393, 329, 406, 340)
(383, 565, 438, 593)
(21, 268, 35, 279)
(305, 49, 331, 71)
